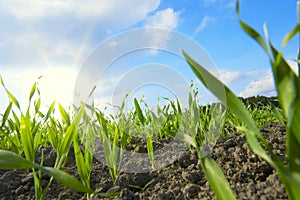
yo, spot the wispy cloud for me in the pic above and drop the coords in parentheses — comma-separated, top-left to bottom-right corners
(211, 68, 276, 97)
(142, 8, 181, 54)
(239, 70, 276, 97)
(219, 69, 267, 86)
(193, 16, 216, 36)
(0, 0, 160, 24)
(239, 59, 298, 98)
(144, 8, 181, 29)
(0, 0, 162, 112)
(0, 0, 161, 69)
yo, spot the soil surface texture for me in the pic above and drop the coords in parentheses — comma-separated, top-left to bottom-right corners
(0, 122, 288, 200)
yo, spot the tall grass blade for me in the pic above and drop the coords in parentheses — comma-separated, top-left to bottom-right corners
(183, 49, 281, 164)
(58, 103, 70, 126)
(1, 102, 12, 128)
(0, 150, 35, 169)
(0, 150, 93, 194)
(236, 0, 270, 56)
(38, 166, 93, 193)
(270, 43, 300, 175)
(235, 0, 240, 16)
(35, 98, 41, 114)
(33, 171, 42, 200)
(268, 102, 285, 126)
(282, 24, 300, 48)
(134, 98, 145, 125)
(58, 104, 85, 159)
(270, 46, 300, 114)
(201, 156, 236, 200)
(0, 75, 4, 87)
(5, 89, 21, 110)
(20, 115, 34, 162)
(182, 51, 257, 132)
(44, 101, 56, 123)
(0, 76, 20, 109)
(146, 133, 154, 168)
(74, 135, 90, 188)
(29, 82, 37, 102)
(47, 126, 60, 152)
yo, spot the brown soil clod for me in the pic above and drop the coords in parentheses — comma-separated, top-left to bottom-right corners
(0, 122, 288, 199)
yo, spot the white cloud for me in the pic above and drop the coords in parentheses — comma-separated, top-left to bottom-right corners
(219, 70, 242, 86)
(0, 0, 163, 113)
(193, 16, 216, 36)
(0, 0, 72, 19)
(144, 8, 180, 29)
(237, 59, 298, 98)
(231, 60, 298, 98)
(141, 8, 181, 54)
(1, 0, 160, 27)
(213, 68, 277, 97)
(219, 69, 268, 87)
(239, 71, 276, 97)
(0, 0, 161, 69)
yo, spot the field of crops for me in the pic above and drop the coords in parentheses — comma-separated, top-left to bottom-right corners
(1, 0, 300, 199)
(0, 78, 285, 199)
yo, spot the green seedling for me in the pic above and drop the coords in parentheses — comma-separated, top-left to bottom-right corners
(0, 150, 93, 194)
(129, 179, 155, 192)
(0, 77, 92, 199)
(181, 1, 300, 199)
(133, 98, 154, 168)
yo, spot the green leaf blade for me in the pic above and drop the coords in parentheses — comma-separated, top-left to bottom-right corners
(44, 101, 56, 122)
(0, 150, 35, 169)
(39, 166, 93, 193)
(58, 103, 70, 126)
(74, 136, 90, 188)
(58, 104, 85, 161)
(134, 98, 145, 125)
(239, 20, 270, 55)
(29, 82, 37, 102)
(282, 24, 300, 48)
(20, 115, 34, 162)
(5, 89, 20, 110)
(1, 102, 12, 128)
(201, 156, 236, 200)
(181, 50, 258, 133)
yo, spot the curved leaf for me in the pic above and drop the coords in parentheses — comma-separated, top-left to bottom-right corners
(1, 102, 12, 128)
(39, 166, 93, 193)
(282, 24, 300, 48)
(201, 156, 236, 200)
(0, 150, 35, 169)
(134, 98, 145, 125)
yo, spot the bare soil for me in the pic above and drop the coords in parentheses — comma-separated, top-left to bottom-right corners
(0, 122, 288, 200)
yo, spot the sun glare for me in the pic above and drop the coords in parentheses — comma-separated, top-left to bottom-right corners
(0, 67, 77, 113)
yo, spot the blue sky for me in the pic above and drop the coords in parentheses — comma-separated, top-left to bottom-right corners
(0, 0, 298, 113)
